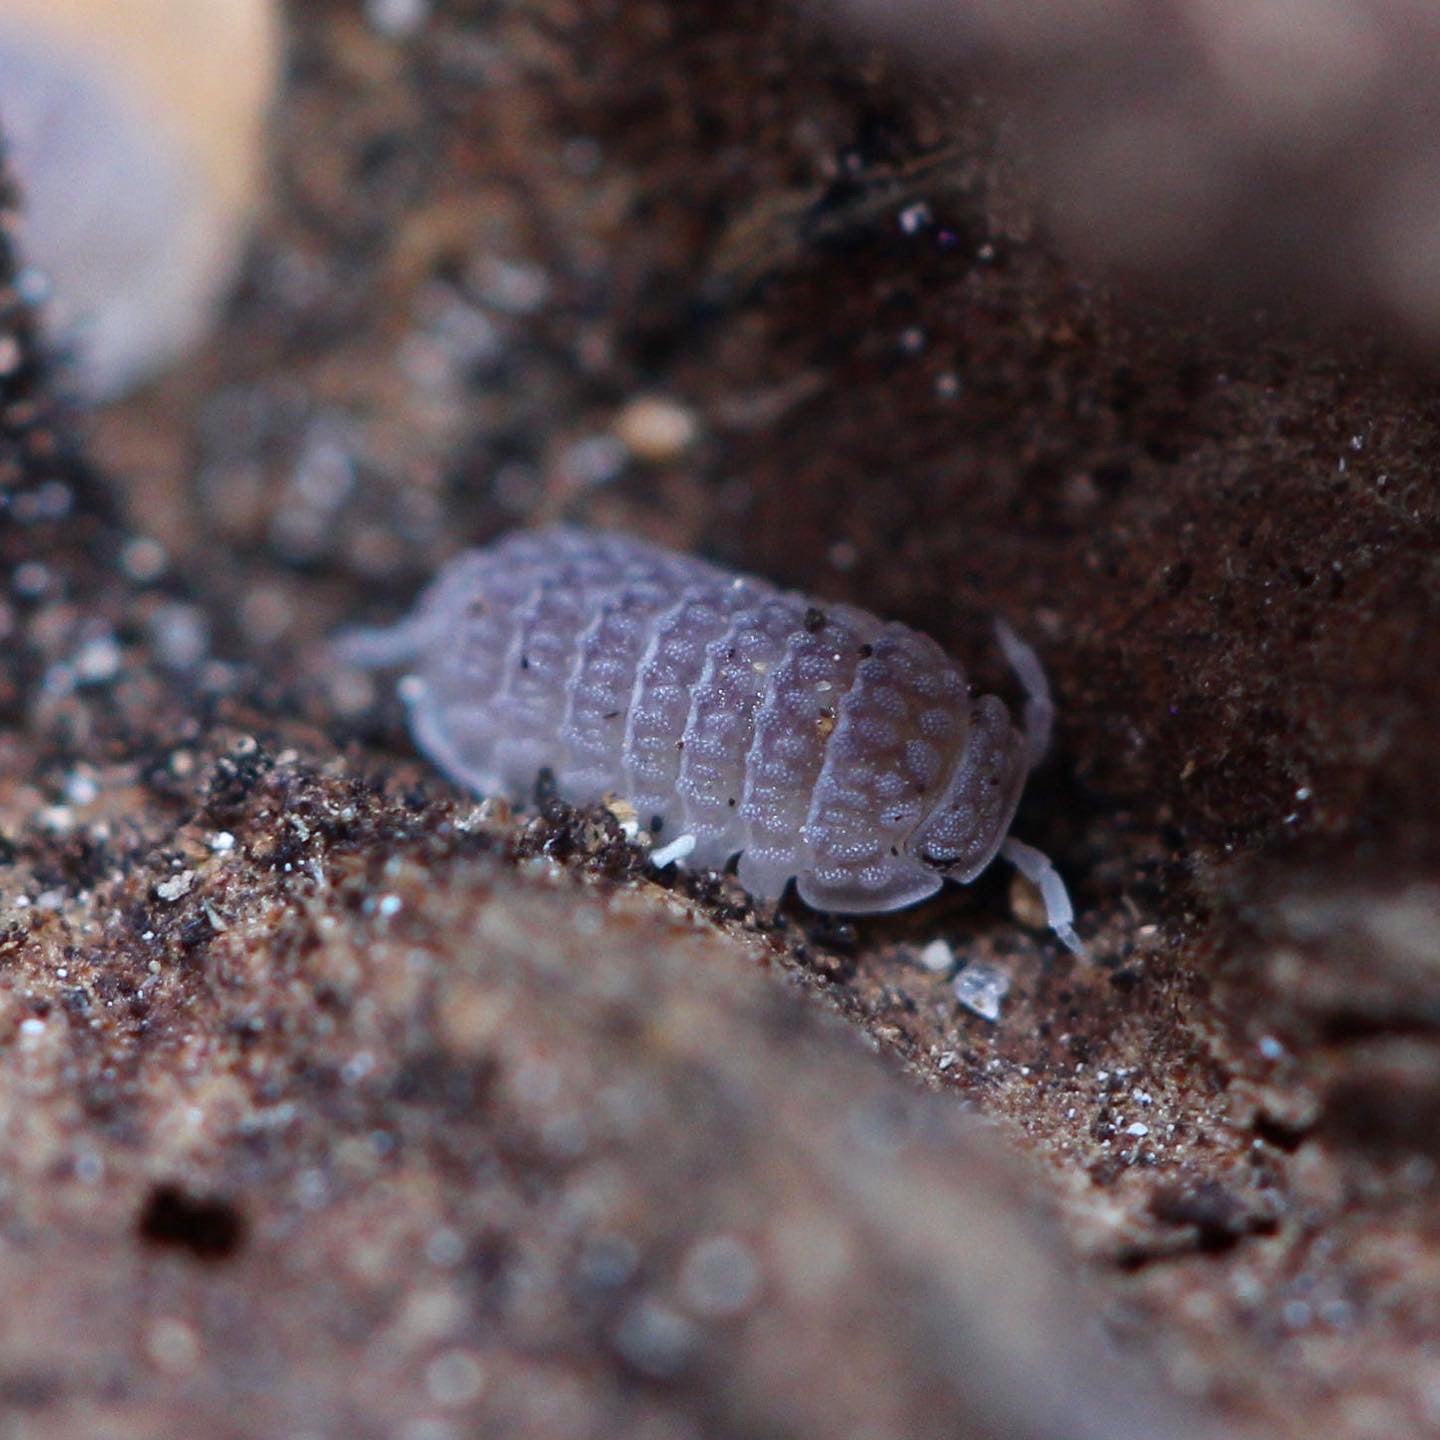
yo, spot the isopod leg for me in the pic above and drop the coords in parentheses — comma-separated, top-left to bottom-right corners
(650, 832, 698, 870)
(330, 618, 425, 671)
(994, 618, 1053, 766)
(1000, 836, 1086, 958)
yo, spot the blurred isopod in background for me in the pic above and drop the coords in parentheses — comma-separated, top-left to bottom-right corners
(0, 0, 279, 399)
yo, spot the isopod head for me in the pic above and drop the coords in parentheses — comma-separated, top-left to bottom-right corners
(787, 694, 1031, 916)
(906, 696, 1029, 884)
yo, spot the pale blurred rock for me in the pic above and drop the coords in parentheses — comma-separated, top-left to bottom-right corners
(0, 0, 280, 397)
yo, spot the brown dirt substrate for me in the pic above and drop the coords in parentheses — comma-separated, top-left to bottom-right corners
(4, 2, 1440, 1436)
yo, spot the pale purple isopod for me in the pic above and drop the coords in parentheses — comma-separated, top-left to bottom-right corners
(335, 527, 1083, 953)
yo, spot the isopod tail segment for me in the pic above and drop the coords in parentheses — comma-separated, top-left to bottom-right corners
(994, 618, 1086, 959)
(331, 615, 427, 671)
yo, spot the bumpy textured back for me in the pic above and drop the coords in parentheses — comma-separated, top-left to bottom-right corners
(339, 528, 1034, 914)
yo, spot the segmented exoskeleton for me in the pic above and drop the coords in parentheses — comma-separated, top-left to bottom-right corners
(336, 528, 1082, 951)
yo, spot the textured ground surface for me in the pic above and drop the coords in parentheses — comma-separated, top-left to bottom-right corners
(3, 1, 1440, 1437)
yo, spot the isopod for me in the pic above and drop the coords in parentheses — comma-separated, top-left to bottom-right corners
(336, 527, 1083, 953)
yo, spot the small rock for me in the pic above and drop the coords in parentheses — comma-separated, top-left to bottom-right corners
(954, 962, 1011, 1022)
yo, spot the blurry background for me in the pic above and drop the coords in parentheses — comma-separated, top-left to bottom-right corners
(0, 2, 1436, 1438)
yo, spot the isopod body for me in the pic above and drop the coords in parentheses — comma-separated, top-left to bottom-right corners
(338, 527, 1082, 951)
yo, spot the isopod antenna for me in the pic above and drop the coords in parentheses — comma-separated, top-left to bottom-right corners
(993, 617, 1054, 766)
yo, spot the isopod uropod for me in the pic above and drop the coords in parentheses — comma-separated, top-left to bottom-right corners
(336, 527, 1083, 954)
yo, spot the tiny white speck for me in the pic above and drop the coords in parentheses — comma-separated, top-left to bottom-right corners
(64, 772, 98, 806)
(155, 872, 195, 903)
(149, 603, 210, 671)
(210, 832, 236, 853)
(918, 938, 954, 973)
(650, 834, 697, 869)
(19, 1018, 45, 1037)
(898, 201, 932, 234)
(342, 1052, 375, 1084)
(377, 894, 403, 917)
(40, 800, 75, 835)
(74, 636, 122, 684)
(1258, 1034, 1285, 1061)
(1126, 1122, 1150, 1137)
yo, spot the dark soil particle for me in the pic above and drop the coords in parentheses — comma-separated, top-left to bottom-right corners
(137, 1184, 247, 1261)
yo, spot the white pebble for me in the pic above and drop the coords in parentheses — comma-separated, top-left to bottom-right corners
(74, 635, 122, 683)
(918, 938, 955, 973)
(898, 201, 933, 234)
(155, 872, 195, 903)
(954, 962, 1011, 1022)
